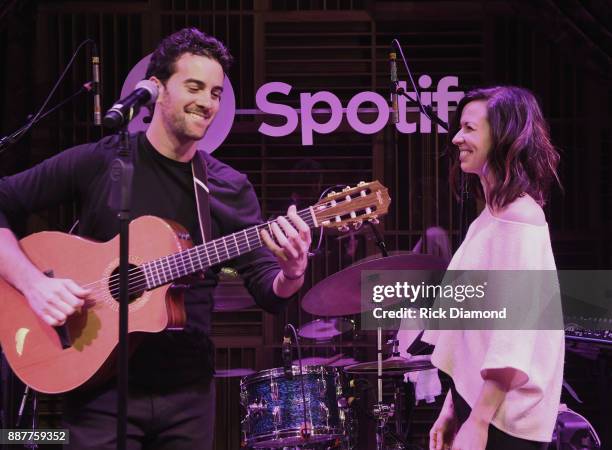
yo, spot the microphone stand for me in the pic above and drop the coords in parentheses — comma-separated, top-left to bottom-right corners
(106, 120, 133, 450)
(394, 84, 470, 245)
(366, 221, 389, 258)
(394, 85, 470, 243)
(0, 82, 97, 155)
(102, 84, 156, 450)
(394, 86, 448, 132)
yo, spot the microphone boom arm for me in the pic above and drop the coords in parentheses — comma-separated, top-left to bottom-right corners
(395, 86, 449, 132)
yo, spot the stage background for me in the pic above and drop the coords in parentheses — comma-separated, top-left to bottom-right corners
(1, 1, 611, 448)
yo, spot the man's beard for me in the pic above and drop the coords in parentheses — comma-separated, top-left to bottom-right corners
(161, 97, 208, 142)
(173, 115, 206, 141)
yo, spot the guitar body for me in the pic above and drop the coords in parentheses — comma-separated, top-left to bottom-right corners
(0, 180, 391, 394)
(0, 216, 188, 394)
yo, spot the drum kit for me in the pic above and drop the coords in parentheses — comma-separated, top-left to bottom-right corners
(223, 253, 448, 450)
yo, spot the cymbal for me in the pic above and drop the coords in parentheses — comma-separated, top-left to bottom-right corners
(214, 368, 256, 378)
(301, 253, 448, 316)
(343, 355, 433, 376)
(292, 353, 360, 367)
(298, 318, 354, 342)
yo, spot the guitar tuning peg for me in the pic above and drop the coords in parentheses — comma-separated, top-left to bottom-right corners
(342, 186, 351, 192)
(353, 220, 363, 230)
(368, 216, 379, 225)
(337, 224, 350, 232)
(327, 190, 337, 197)
(357, 181, 366, 186)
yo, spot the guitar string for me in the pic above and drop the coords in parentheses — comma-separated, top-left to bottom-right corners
(84, 211, 371, 306)
(97, 197, 375, 299)
(96, 207, 321, 298)
(82, 228, 265, 302)
(83, 198, 369, 303)
(98, 228, 267, 300)
(77, 190, 379, 304)
(77, 205, 338, 302)
(79, 207, 316, 293)
(83, 224, 267, 294)
(82, 206, 318, 299)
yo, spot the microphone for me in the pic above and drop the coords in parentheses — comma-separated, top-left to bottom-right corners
(389, 48, 399, 124)
(282, 334, 293, 380)
(92, 44, 101, 126)
(103, 80, 158, 130)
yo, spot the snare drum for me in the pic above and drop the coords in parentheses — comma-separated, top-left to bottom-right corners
(240, 365, 347, 448)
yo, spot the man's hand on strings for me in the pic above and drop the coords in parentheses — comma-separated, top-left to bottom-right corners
(261, 205, 311, 281)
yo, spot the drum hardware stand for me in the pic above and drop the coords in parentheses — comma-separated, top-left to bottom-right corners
(373, 296, 396, 450)
(373, 401, 394, 450)
(387, 338, 413, 444)
(367, 215, 394, 449)
(370, 339, 417, 450)
(388, 339, 407, 441)
(365, 184, 431, 449)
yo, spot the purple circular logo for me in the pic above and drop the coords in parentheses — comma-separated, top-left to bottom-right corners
(121, 54, 235, 153)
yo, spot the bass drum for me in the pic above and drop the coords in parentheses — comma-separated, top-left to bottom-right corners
(240, 366, 349, 448)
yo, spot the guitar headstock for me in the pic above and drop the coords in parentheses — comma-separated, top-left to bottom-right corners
(312, 181, 391, 231)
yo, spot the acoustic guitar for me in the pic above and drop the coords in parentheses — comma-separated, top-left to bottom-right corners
(0, 181, 390, 393)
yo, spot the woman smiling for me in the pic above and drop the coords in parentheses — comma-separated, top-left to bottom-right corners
(425, 86, 564, 450)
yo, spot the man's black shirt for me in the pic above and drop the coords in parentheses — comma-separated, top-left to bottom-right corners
(0, 132, 290, 386)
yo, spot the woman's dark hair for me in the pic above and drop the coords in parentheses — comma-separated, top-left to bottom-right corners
(448, 86, 561, 209)
(145, 28, 233, 82)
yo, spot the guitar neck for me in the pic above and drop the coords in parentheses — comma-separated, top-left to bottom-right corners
(142, 207, 316, 290)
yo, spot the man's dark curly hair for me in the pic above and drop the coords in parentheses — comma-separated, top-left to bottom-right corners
(145, 28, 233, 82)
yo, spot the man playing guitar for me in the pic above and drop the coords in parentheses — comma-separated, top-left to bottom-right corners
(0, 28, 311, 449)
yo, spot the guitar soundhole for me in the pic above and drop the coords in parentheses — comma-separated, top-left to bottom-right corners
(109, 264, 146, 303)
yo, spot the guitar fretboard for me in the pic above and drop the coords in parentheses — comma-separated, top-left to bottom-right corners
(141, 207, 316, 290)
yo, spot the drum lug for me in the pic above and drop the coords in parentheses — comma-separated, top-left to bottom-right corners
(247, 397, 267, 417)
(240, 389, 248, 408)
(270, 380, 279, 401)
(272, 405, 281, 426)
(373, 402, 395, 419)
(319, 401, 330, 425)
(317, 377, 327, 395)
(240, 417, 250, 438)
